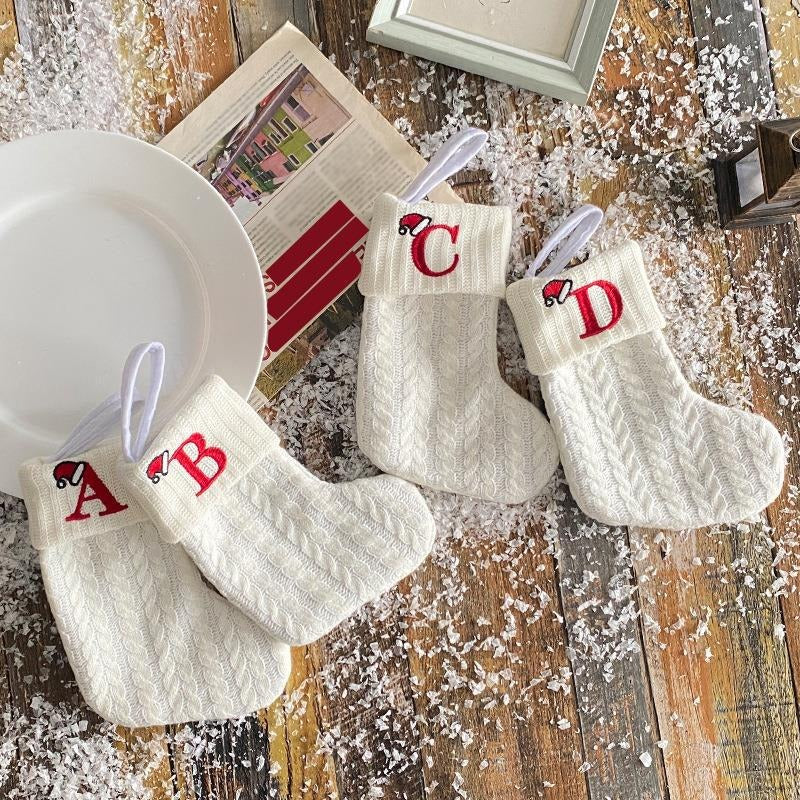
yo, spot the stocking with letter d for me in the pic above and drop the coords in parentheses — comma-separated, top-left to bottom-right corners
(507, 236, 784, 530)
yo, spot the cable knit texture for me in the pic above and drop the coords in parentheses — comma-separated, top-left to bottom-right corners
(507, 240, 785, 529)
(356, 194, 558, 503)
(121, 375, 436, 646)
(19, 442, 291, 728)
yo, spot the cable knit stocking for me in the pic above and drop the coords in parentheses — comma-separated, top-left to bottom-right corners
(120, 375, 435, 646)
(356, 193, 558, 503)
(506, 239, 785, 530)
(19, 443, 291, 728)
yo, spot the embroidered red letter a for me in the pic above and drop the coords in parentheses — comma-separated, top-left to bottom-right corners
(171, 433, 227, 496)
(571, 280, 624, 339)
(411, 224, 460, 277)
(61, 464, 128, 522)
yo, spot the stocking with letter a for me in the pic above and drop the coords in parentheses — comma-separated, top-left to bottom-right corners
(19, 439, 290, 727)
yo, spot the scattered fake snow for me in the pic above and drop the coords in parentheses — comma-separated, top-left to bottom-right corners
(1, 1, 799, 797)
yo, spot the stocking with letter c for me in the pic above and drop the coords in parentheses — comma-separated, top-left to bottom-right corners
(356, 129, 559, 504)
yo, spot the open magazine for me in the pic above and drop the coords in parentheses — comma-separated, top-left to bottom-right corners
(160, 22, 458, 398)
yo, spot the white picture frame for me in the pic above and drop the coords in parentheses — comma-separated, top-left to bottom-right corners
(367, 0, 619, 105)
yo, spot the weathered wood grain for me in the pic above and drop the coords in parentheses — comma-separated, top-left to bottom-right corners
(405, 533, 590, 800)
(757, 0, 800, 117)
(265, 648, 339, 800)
(0, 0, 17, 61)
(148, 0, 238, 134)
(725, 220, 800, 716)
(318, 607, 426, 800)
(688, 0, 775, 153)
(230, 0, 314, 58)
(593, 0, 703, 155)
(0, 641, 13, 798)
(637, 519, 800, 800)
(557, 502, 667, 800)
(119, 725, 176, 800)
(10, 0, 69, 57)
(0, 578, 122, 792)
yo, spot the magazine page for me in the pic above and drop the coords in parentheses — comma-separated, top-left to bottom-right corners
(160, 22, 459, 397)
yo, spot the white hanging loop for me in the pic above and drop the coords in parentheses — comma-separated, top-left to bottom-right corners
(53, 392, 125, 461)
(526, 205, 604, 279)
(53, 341, 165, 461)
(400, 128, 488, 204)
(120, 342, 165, 463)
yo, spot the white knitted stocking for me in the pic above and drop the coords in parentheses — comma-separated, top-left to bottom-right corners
(356, 193, 558, 503)
(19, 443, 291, 728)
(121, 376, 436, 646)
(507, 240, 785, 529)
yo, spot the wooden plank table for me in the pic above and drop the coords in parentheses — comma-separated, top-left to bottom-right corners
(2, 0, 800, 798)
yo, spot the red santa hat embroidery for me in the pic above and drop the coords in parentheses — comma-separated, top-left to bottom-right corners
(542, 278, 573, 307)
(398, 213, 432, 237)
(52, 460, 86, 489)
(146, 450, 170, 484)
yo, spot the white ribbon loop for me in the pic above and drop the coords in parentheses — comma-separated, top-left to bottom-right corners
(53, 341, 166, 462)
(400, 127, 488, 205)
(526, 204, 604, 279)
(120, 342, 165, 463)
(53, 392, 125, 462)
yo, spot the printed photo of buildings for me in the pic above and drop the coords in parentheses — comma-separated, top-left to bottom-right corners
(195, 65, 351, 223)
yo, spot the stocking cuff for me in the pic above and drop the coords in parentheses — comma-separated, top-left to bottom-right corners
(121, 375, 280, 544)
(359, 193, 511, 298)
(20, 441, 147, 551)
(506, 240, 665, 375)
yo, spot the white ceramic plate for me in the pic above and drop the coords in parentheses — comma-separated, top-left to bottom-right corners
(0, 130, 266, 497)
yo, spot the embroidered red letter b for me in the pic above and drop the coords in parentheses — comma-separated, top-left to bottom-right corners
(571, 280, 624, 339)
(171, 433, 227, 496)
(411, 224, 460, 277)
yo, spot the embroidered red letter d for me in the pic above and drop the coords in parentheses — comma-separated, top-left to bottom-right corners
(411, 224, 460, 277)
(171, 433, 227, 496)
(53, 461, 129, 522)
(571, 280, 624, 339)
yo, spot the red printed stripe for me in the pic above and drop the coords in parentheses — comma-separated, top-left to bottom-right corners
(267, 201, 354, 286)
(268, 216, 367, 320)
(268, 252, 361, 354)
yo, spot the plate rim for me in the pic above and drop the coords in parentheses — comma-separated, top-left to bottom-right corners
(0, 129, 267, 497)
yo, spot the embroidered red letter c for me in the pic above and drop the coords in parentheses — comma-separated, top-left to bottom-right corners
(411, 224, 460, 277)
